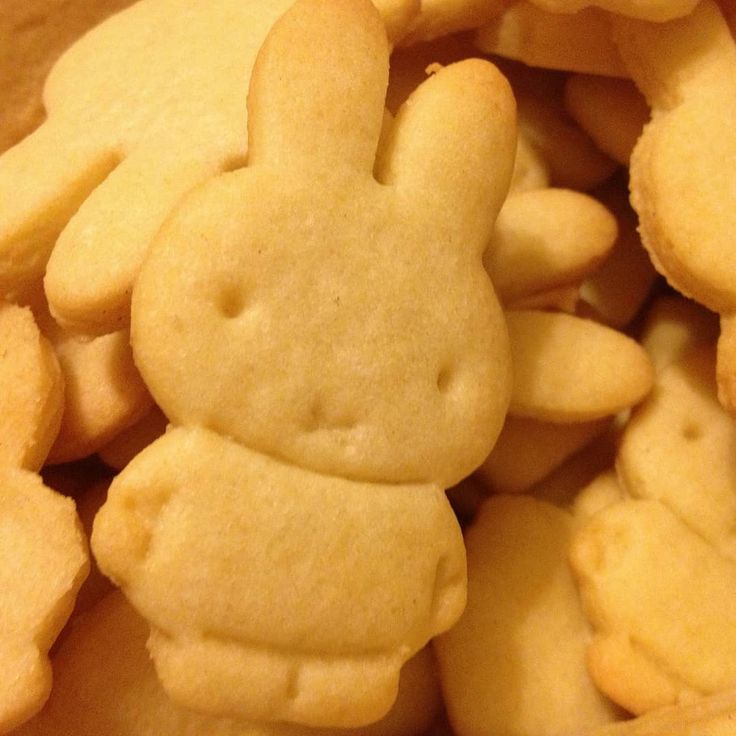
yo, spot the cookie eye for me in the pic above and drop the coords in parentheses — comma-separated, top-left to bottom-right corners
(681, 421, 703, 441)
(216, 282, 248, 319)
(436, 366, 453, 394)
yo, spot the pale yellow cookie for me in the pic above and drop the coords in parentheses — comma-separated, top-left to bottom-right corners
(19, 590, 441, 736)
(475, 2, 628, 76)
(571, 497, 736, 714)
(0, 467, 89, 732)
(564, 74, 649, 166)
(0, 300, 63, 471)
(479, 415, 610, 494)
(0, 0, 134, 154)
(97, 404, 169, 471)
(613, 0, 736, 314)
(506, 309, 654, 422)
(617, 345, 736, 561)
(0, 0, 416, 331)
(639, 294, 719, 373)
(92, 426, 465, 727)
(484, 187, 618, 305)
(28, 299, 154, 464)
(94, 0, 516, 722)
(435, 495, 621, 736)
(131, 4, 515, 488)
(577, 179, 658, 328)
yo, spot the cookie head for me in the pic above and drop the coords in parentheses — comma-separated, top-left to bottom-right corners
(132, 0, 517, 487)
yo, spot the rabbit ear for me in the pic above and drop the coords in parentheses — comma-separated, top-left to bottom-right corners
(375, 60, 517, 254)
(246, 0, 389, 176)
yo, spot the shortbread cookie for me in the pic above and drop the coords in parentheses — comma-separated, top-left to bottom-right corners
(435, 495, 621, 736)
(0, 468, 89, 732)
(21, 293, 154, 464)
(479, 415, 610, 494)
(0, 300, 63, 471)
(131, 4, 515, 488)
(475, 3, 628, 76)
(19, 591, 441, 736)
(506, 309, 653, 422)
(45, 326, 152, 464)
(92, 426, 465, 727)
(564, 75, 649, 166)
(484, 187, 617, 304)
(95, 0, 517, 721)
(571, 498, 736, 714)
(0, 0, 415, 331)
(617, 346, 736, 561)
(613, 0, 736, 314)
(0, 0, 134, 154)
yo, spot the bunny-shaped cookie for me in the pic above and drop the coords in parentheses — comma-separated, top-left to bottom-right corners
(93, 0, 516, 726)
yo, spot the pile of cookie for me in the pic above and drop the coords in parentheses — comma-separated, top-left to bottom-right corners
(1, 0, 735, 734)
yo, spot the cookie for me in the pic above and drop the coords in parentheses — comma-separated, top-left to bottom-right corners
(0, 300, 63, 471)
(484, 187, 617, 305)
(19, 591, 441, 736)
(92, 426, 465, 726)
(617, 345, 736, 561)
(0, 468, 89, 731)
(506, 309, 654, 422)
(613, 0, 736, 314)
(435, 495, 621, 736)
(0, 0, 133, 154)
(571, 497, 736, 714)
(130, 3, 515, 487)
